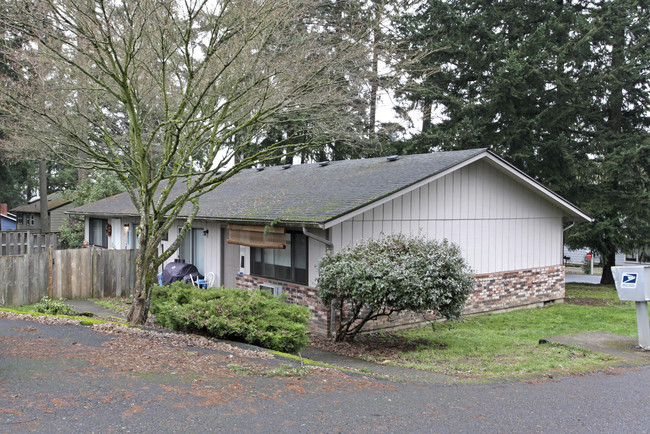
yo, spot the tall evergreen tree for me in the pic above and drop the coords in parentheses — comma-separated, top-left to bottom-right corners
(564, 0, 650, 283)
(394, 0, 649, 284)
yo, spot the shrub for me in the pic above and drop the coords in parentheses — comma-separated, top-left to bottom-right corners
(317, 234, 475, 341)
(33, 297, 79, 316)
(150, 283, 310, 353)
(58, 217, 85, 249)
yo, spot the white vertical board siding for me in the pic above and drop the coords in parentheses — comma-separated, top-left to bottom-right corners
(329, 160, 564, 274)
(203, 221, 222, 283)
(307, 228, 328, 288)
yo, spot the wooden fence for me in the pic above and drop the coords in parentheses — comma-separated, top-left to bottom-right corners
(0, 231, 59, 256)
(0, 247, 138, 307)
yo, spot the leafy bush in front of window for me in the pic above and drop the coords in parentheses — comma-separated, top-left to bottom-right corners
(150, 282, 310, 353)
(317, 234, 475, 342)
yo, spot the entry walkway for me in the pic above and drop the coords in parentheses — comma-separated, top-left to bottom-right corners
(299, 346, 454, 383)
(62, 299, 127, 321)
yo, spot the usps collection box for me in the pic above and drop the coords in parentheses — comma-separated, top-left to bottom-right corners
(611, 266, 650, 302)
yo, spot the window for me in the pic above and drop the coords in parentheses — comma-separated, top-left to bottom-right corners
(251, 232, 307, 285)
(123, 223, 139, 249)
(89, 218, 108, 248)
(179, 228, 205, 274)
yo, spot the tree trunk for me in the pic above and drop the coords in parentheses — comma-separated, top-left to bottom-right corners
(127, 248, 157, 325)
(600, 250, 616, 285)
(598, 10, 624, 290)
(422, 98, 432, 133)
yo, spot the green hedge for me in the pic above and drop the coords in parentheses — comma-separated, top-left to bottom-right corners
(150, 282, 310, 353)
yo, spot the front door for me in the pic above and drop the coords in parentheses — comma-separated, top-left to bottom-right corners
(179, 228, 205, 275)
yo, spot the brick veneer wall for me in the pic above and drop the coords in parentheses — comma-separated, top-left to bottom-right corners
(235, 265, 566, 337)
(466, 265, 565, 315)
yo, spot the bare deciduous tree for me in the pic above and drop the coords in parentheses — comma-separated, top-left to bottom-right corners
(1, 0, 367, 324)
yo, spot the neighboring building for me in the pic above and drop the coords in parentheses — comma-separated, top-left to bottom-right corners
(70, 149, 591, 335)
(563, 246, 645, 266)
(11, 193, 75, 233)
(0, 203, 17, 231)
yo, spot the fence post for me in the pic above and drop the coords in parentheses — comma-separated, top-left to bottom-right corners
(27, 231, 33, 254)
(91, 246, 96, 298)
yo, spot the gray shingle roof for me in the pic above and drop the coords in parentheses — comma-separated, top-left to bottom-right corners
(71, 149, 488, 225)
(11, 193, 72, 213)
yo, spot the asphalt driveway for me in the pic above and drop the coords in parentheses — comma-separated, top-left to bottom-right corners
(2, 316, 650, 433)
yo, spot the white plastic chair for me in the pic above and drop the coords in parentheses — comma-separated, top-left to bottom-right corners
(194, 272, 215, 289)
(205, 272, 215, 288)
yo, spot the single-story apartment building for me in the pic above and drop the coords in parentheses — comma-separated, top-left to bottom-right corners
(11, 193, 75, 233)
(70, 149, 591, 335)
(563, 246, 645, 266)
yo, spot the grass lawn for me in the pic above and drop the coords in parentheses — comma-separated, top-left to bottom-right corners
(2, 298, 128, 326)
(378, 283, 640, 379)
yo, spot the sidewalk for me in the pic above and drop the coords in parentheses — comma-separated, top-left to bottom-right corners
(299, 345, 455, 383)
(62, 299, 127, 321)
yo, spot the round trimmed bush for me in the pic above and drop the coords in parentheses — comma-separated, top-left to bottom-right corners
(317, 234, 475, 341)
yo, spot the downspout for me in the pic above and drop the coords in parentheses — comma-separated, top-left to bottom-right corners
(562, 221, 575, 268)
(302, 226, 336, 337)
(302, 226, 333, 250)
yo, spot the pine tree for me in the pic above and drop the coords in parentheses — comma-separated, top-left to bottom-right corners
(394, 0, 650, 284)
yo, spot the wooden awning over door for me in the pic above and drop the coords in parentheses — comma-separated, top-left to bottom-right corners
(226, 224, 286, 249)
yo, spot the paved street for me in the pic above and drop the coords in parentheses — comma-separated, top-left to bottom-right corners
(566, 274, 603, 284)
(1, 316, 650, 433)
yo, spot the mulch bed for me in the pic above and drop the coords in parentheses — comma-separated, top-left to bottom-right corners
(308, 332, 443, 362)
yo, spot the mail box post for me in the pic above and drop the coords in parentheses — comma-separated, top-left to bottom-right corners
(635, 302, 650, 349)
(612, 266, 650, 349)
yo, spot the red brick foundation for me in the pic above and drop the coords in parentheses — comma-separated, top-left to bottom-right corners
(467, 265, 565, 314)
(236, 265, 566, 337)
